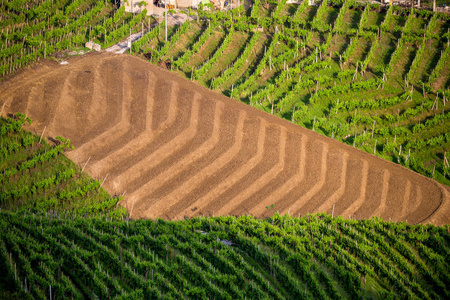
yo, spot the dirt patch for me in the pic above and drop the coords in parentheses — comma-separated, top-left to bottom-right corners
(158, 60, 172, 69)
(0, 51, 448, 225)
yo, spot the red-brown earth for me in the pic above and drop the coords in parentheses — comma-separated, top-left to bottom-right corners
(1, 52, 449, 225)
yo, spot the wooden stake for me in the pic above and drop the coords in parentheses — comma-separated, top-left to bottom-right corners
(39, 126, 46, 143)
(99, 174, 108, 190)
(372, 120, 376, 138)
(81, 157, 91, 172)
(444, 152, 449, 168)
(270, 97, 274, 115)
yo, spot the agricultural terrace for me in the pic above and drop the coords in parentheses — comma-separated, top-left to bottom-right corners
(1, 112, 447, 299)
(1, 53, 449, 225)
(0, 2, 450, 299)
(132, 0, 450, 186)
(1, 1, 449, 185)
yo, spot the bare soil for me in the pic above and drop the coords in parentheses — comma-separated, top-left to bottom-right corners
(1, 51, 449, 225)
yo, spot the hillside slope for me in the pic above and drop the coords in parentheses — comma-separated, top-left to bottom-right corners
(1, 211, 450, 299)
(0, 52, 449, 225)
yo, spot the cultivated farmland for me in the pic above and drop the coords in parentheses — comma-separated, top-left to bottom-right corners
(1, 52, 449, 224)
(1, 210, 450, 299)
(1, 1, 450, 299)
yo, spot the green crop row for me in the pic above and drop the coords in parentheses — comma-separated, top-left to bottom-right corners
(1, 210, 448, 299)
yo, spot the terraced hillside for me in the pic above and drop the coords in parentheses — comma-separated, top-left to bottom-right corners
(1, 52, 449, 225)
(136, 1, 450, 187)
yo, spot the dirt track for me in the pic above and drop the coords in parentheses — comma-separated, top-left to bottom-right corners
(1, 52, 449, 225)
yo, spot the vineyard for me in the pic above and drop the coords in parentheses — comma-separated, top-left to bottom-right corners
(1, 210, 449, 299)
(1, 0, 449, 187)
(0, 0, 151, 75)
(130, 0, 450, 186)
(0, 114, 127, 217)
(2, 113, 448, 300)
(1, 1, 450, 299)
(1, 52, 449, 224)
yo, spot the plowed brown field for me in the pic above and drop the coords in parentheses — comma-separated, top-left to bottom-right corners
(1, 52, 449, 225)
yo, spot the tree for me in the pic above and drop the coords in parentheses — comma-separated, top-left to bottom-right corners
(138, 0, 146, 12)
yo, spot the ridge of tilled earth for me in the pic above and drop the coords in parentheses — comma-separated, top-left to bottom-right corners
(1, 52, 449, 225)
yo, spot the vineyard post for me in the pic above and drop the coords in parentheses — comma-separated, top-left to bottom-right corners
(352, 62, 358, 82)
(431, 93, 438, 110)
(372, 121, 376, 138)
(49, 285, 51, 300)
(270, 97, 274, 114)
(332, 203, 335, 219)
(99, 174, 108, 190)
(447, 29, 449, 47)
(39, 126, 46, 143)
(81, 157, 91, 172)
(165, 1, 167, 42)
(373, 140, 377, 154)
(238, 0, 240, 17)
(444, 152, 448, 168)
